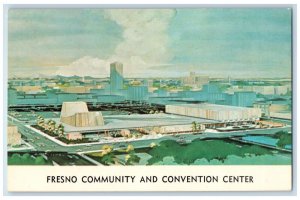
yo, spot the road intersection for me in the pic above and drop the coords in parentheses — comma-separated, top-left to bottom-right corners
(8, 115, 291, 154)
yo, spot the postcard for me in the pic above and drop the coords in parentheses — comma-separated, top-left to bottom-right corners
(5, 6, 293, 192)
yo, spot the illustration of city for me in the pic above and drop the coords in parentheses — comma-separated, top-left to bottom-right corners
(7, 8, 292, 166)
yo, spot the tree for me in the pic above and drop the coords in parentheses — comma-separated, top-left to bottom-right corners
(192, 121, 197, 132)
(47, 120, 56, 133)
(45, 120, 52, 132)
(125, 152, 140, 165)
(274, 131, 292, 148)
(101, 154, 116, 165)
(57, 124, 65, 138)
(126, 144, 134, 153)
(34, 156, 46, 165)
(40, 118, 45, 129)
(197, 123, 204, 133)
(54, 128, 59, 136)
(36, 115, 45, 127)
(150, 142, 157, 148)
(100, 145, 116, 165)
(36, 115, 41, 126)
(122, 144, 140, 165)
(101, 145, 113, 155)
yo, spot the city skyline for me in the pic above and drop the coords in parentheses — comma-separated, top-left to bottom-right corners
(8, 8, 292, 78)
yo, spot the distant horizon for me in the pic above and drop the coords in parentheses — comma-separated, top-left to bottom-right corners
(8, 73, 292, 80)
(7, 68, 293, 79)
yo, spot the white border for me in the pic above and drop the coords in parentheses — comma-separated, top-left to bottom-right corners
(1, 1, 299, 199)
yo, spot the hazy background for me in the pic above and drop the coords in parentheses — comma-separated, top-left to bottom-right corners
(8, 8, 292, 78)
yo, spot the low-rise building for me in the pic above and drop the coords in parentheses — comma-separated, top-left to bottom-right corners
(253, 102, 271, 118)
(232, 91, 257, 107)
(166, 103, 261, 121)
(65, 132, 83, 140)
(270, 104, 290, 112)
(157, 124, 196, 134)
(7, 125, 22, 146)
(14, 86, 43, 93)
(127, 85, 149, 101)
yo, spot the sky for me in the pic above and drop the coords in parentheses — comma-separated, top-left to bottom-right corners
(8, 8, 292, 78)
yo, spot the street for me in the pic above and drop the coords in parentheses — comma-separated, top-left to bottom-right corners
(8, 115, 291, 154)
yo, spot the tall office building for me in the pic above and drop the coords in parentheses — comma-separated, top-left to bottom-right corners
(110, 62, 124, 94)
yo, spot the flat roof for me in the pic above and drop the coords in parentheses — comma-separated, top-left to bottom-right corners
(52, 113, 219, 133)
(167, 103, 257, 111)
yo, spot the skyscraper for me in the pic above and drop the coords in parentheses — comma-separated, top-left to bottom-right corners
(110, 62, 124, 94)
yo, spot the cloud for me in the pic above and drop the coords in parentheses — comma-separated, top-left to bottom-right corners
(105, 9, 176, 75)
(55, 56, 110, 77)
(53, 10, 180, 77)
(55, 9, 176, 77)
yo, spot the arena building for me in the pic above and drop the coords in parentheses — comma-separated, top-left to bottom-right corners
(60, 101, 104, 127)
